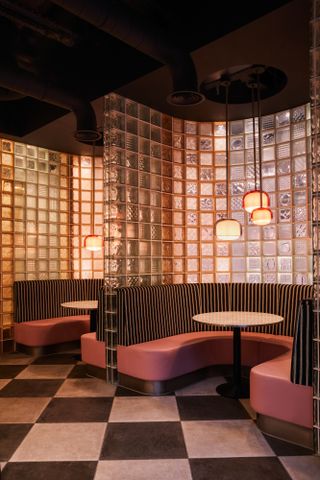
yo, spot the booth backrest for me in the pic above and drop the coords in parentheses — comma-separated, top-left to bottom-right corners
(117, 283, 313, 346)
(291, 298, 313, 386)
(14, 279, 103, 323)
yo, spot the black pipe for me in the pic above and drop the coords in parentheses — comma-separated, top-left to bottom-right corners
(0, 62, 100, 142)
(52, 0, 204, 105)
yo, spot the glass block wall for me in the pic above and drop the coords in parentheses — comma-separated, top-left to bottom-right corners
(71, 154, 104, 279)
(0, 138, 103, 352)
(104, 93, 173, 381)
(172, 107, 312, 284)
(311, 0, 320, 456)
(104, 93, 312, 382)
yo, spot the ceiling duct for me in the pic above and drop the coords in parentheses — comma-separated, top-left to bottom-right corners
(0, 62, 100, 143)
(51, 0, 204, 106)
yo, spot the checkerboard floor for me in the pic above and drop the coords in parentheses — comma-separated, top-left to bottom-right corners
(0, 351, 319, 480)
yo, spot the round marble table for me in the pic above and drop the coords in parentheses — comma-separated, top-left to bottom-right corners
(61, 300, 98, 332)
(192, 311, 284, 399)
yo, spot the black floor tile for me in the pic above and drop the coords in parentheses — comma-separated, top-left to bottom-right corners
(176, 395, 250, 421)
(38, 397, 113, 423)
(0, 424, 32, 461)
(100, 422, 188, 459)
(190, 457, 292, 480)
(263, 433, 314, 456)
(67, 364, 89, 378)
(1, 461, 97, 480)
(0, 379, 63, 397)
(32, 354, 78, 365)
(0, 365, 27, 379)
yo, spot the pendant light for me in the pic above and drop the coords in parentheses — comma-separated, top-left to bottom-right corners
(215, 79, 242, 241)
(84, 142, 103, 251)
(250, 72, 272, 226)
(243, 72, 270, 214)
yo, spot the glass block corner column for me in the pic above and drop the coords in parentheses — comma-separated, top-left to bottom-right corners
(312, 0, 320, 456)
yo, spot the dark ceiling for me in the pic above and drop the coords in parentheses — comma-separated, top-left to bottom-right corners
(0, 0, 309, 154)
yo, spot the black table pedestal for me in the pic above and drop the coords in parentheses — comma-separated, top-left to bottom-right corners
(216, 327, 250, 399)
(89, 309, 97, 332)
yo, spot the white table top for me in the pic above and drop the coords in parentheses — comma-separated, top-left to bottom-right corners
(193, 311, 284, 328)
(61, 300, 98, 310)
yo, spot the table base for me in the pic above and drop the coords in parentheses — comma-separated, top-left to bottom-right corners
(216, 378, 250, 399)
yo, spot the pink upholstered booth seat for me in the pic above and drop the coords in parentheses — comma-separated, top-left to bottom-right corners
(14, 315, 90, 347)
(81, 332, 106, 369)
(250, 349, 313, 429)
(117, 331, 292, 382)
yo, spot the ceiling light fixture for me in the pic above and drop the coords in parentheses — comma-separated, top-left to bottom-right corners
(215, 79, 242, 241)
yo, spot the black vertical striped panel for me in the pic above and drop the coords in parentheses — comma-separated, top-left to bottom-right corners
(13, 279, 103, 323)
(117, 284, 201, 345)
(290, 298, 313, 386)
(116, 283, 313, 346)
(96, 286, 105, 341)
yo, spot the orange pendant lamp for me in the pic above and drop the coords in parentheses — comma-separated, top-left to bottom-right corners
(250, 72, 272, 226)
(215, 79, 242, 241)
(243, 71, 271, 220)
(84, 142, 103, 251)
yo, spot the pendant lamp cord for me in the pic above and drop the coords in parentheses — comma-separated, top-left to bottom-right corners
(224, 80, 230, 217)
(251, 84, 257, 189)
(257, 73, 263, 208)
(92, 141, 96, 233)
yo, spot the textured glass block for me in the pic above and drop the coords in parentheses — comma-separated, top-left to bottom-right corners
(215, 197, 227, 211)
(230, 136, 244, 150)
(262, 146, 275, 161)
(185, 136, 197, 150)
(295, 223, 308, 238)
(277, 143, 290, 159)
(263, 226, 276, 240)
(294, 155, 307, 172)
(247, 257, 261, 271)
(187, 274, 199, 283)
(215, 168, 226, 181)
(185, 152, 197, 164)
(231, 165, 245, 180)
(276, 110, 290, 127)
(262, 162, 275, 177)
(202, 243, 214, 256)
(294, 256, 308, 272)
(201, 258, 214, 271)
(187, 213, 198, 225)
(200, 168, 214, 180)
(187, 228, 198, 241)
(231, 197, 243, 211)
(200, 152, 213, 165)
(200, 183, 213, 195)
(292, 105, 305, 123)
(186, 167, 197, 180)
(215, 137, 226, 151)
(278, 240, 292, 255)
(276, 127, 290, 143)
(185, 121, 197, 134)
(201, 227, 213, 241)
(151, 143, 161, 158)
(294, 190, 307, 206)
(278, 257, 292, 272)
(294, 206, 307, 222)
(231, 242, 245, 256)
(293, 173, 307, 188)
(186, 182, 197, 195)
(174, 228, 184, 241)
(214, 122, 226, 136)
(199, 123, 212, 136)
(215, 153, 226, 166)
(230, 182, 245, 195)
(294, 239, 309, 255)
(248, 242, 261, 256)
(200, 197, 214, 210)
(262, 115, 274, 130)
(187, 197, 197, 210)
(232, 258, 246, 271)
(187, 244, 199, 256)
(279, 208, 291, 222)
(278, 175, 291, 190)
(292, 139, 306, 156)
(173, 259, 184, 272)
(174, 212, 184, 225)
(263, 257, 276, 271)
(216, 258, 230, 272)
(262, 131, 275, 145)
(199, 137, 213, 150)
